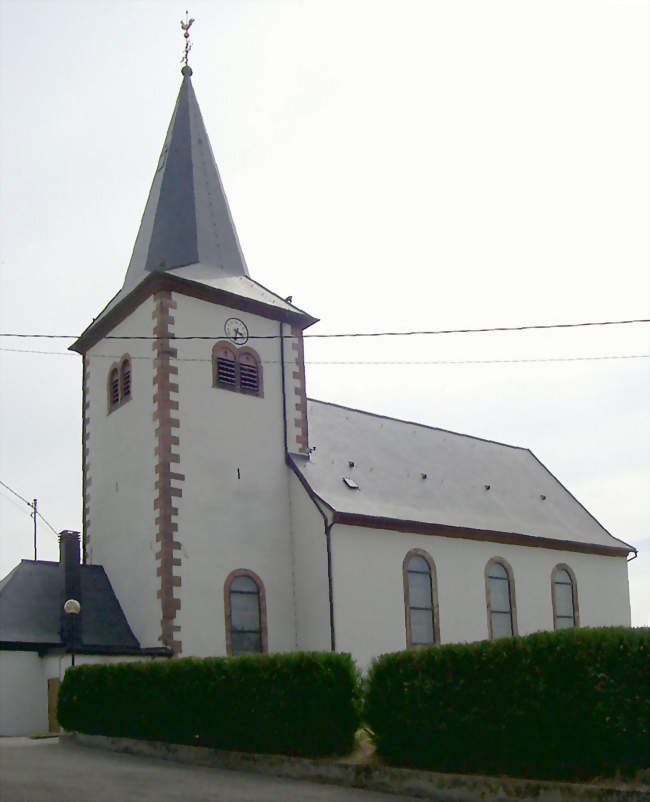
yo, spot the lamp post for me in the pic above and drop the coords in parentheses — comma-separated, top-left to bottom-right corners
(63, 598, 81, 667)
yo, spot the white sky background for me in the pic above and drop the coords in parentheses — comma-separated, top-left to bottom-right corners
(0, 1, 648, 626)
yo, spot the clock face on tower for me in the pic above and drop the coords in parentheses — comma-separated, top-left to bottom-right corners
(224, 317, 249, 345)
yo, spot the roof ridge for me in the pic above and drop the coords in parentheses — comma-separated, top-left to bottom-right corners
(306, 397, 528, 451)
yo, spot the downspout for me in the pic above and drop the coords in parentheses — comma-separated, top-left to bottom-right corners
(81, 354, 87, 564)
(279, 321, 289, 454)
(325, 519, 336, 652)
(286, 454, 336, 652)
(280, 321, 299, 649)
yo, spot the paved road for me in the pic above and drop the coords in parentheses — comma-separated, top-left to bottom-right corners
(0, 738, 422, 802)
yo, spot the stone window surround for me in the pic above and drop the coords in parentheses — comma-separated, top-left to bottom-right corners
(223, 568, 268, 656)
(402, 548, 441, 648)
(551, 563, 580, 629)
(484, 556, 518, 640)
(107, 354, 133, 413)
(212, 341, 264, 397)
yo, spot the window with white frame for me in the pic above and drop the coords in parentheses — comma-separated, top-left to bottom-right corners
(224, 569, 268, 655)
(552, 564, 579, 629)
(485, 558, 517, 639)
(403, 550, 439, 647)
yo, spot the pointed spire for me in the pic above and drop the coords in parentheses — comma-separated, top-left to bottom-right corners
(122, 69, 249, 293)
(70, 28, 318, 352)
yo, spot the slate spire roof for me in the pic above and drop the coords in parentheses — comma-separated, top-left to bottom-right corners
(73, 67, 316, 346)
(124, 66, 249, 291)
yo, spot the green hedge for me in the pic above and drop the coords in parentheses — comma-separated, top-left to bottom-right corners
(364, 627, 649, 780)
(58, 652, 361, 757)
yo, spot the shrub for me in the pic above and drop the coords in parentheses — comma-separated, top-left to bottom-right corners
(58, 651, 361, 757)
(364, 627, 649, 780)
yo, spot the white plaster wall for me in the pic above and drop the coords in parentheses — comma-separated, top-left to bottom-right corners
(85, 298, 160, 648)
(42, 652, 165, 682)
(171, 294, 297, 656)
(288, 471, 332, 651)
(1, 651, 172, 736)
(0, 652, 47, 735)
(331, 524, 632, 668)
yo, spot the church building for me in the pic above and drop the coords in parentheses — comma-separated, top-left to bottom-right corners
(70, 63, 634, 664)
(0, 61, 635, 733)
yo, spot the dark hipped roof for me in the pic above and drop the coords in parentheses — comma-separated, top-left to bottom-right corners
(0, 560, 141, 653)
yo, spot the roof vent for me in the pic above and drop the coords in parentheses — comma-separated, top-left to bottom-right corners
(348, 460, 355, 468)
(343, 476, 359, 490)
(484, 484, 491, 491)
(421, 473, 428, 480)
(540, 494, 547, 501)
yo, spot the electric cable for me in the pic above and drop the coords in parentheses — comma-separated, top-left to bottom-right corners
(1, 346, 648, 366)
(0, 479, 59, 535)
(0, 317, 648, 342)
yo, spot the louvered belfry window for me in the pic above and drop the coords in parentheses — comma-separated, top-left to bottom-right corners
(215, 346, 237, 388)
(213, 343, 262, 397)
(109, 368, 120, 408)
(107, 356, 133, 412)
(239, 352, 259, 394)
(121, 359, 131, 399)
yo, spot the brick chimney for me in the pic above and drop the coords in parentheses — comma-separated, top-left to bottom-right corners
(59, 530, 82, 651)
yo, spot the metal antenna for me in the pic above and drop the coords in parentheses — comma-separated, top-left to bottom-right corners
(180, 10, 195, 74)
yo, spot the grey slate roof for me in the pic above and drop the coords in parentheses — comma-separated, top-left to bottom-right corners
(127, 70, 249, 287)
(297, 400, 634, 553)
(83, 71, 313, 334)
(0, 560, 140, 652)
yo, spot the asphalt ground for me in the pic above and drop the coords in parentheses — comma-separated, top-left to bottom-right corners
(0, 737, 422, 802)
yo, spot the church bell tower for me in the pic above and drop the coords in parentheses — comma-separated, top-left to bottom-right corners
(71, 49, 317, 656)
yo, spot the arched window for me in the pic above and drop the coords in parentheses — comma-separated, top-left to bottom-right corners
(109, 367, 120, 409)
(239, 351, 260, 394)
(552, 564, 579, 629)
(224, 569, 268, 656)
(212, 343, 263, 397)
(121, 358, 131, 399)
(107, 356, 133, 412)
(214, 344, 237, 388)
(403, 550, 439, 647)
(485, 558, 517, 639)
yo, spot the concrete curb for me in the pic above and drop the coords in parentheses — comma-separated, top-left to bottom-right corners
(61, 733, 647, 801)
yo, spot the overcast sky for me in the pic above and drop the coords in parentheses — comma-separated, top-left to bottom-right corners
(0, 0, 648, 627)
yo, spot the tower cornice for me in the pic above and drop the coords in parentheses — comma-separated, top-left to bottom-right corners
(70, 271, 317, 354)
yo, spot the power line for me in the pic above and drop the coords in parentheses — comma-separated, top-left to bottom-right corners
(0, 479, 59, 536)
(0, 479, 32, 506)
(0, 317, 648, 341)
(1, 345, 648, 366)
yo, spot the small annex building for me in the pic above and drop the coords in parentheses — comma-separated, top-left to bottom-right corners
(0, 531, 170, 735)
(0, 61, 636, 734)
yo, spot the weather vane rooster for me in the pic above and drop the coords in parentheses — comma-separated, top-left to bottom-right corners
(181, 11, 195, 69)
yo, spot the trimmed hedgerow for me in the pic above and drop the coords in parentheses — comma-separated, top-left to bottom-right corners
(58, 651, 361, 757)
(364, 627, 649, 781)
